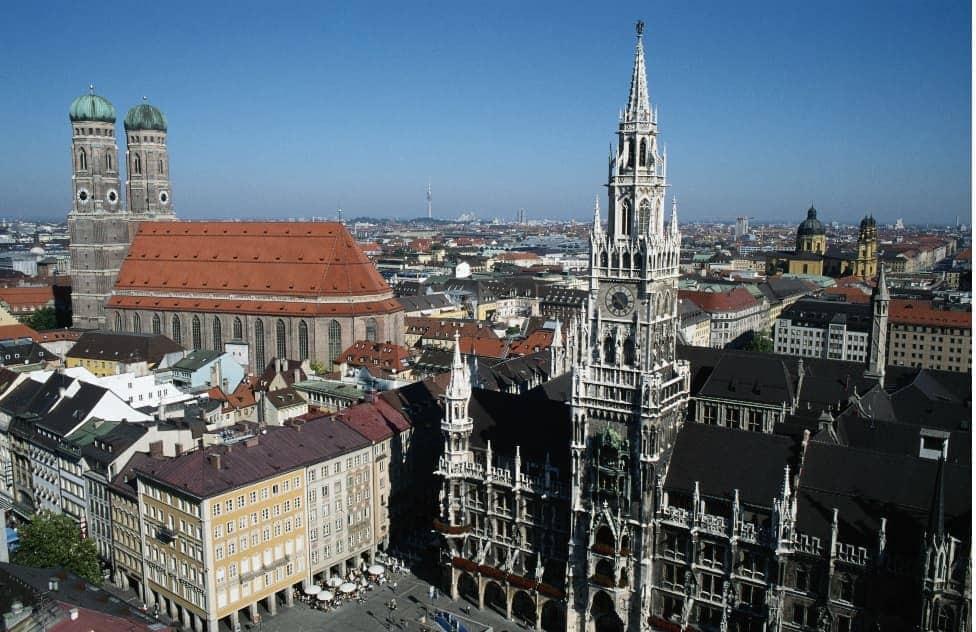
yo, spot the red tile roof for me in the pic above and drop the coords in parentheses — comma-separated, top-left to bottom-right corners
(495, 252, 541, 262)
(679, 287, 759, 313)
(113, 222, 397, 308)
(509, 328, 555, 355)
(108, 295, 402, 317)
(458, 336, 508, 358)
(955, 248, 971, 261)
(0, 286, 54, 311)
(0, 323, 40, 341)
(823, 286, 871, 304)
(405, 317, 499, 340)
(889, 300, 972, 329)
(332, 397, 411, 443)
(340, 340, 411, 373)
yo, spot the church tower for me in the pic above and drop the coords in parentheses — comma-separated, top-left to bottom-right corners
(567, 22, 690, 632)
(866, 263, 889, 383)
(437, 334, 474, 544)
(124, 98, 175, 224)
(67, 87, 132, 329)
(854, 214, 878, 278)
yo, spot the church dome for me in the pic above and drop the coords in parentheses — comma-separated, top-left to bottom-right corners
(124, 102, 167, 132)
(859, 214, 876, 229)
(69, 92, 116, 123)
(797, 206, 825, 236)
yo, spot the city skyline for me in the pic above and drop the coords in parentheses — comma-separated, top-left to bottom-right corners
(0, 0, 970, 224)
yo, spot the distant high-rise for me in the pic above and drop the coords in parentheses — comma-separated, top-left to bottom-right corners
(735, 215, 749, 240)
(426, 179, 432, 219)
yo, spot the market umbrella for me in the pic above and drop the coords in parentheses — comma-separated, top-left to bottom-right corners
(327, 576, 343, 588)
(368, 564, 385, 576)
(339, 582, 357, 594)
(304, 585, 321, 596)
(317, 591, 330, 601)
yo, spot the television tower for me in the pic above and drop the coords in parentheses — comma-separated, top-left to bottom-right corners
(426, 179, 432, 219)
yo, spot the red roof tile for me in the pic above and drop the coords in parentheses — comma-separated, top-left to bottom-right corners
(114, 221, 395, 301)
(679, 287, 759, 313)
(333, 397, 411, 442)
(889, 299, 972, 329)
(0, 286, 54, 309)
(0, 323, 40, 341)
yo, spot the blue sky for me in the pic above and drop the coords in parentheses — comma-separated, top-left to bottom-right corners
(0, 0, 970, 224)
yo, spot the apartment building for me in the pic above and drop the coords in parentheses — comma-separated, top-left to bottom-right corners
(680, 288, 767, 348)
(887, 299, 972, 373)
(774, 299, 872, 362)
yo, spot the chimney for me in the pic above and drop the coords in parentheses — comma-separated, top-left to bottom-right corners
(208, 453, 221, 470)
(69, 608, 79, 621)
(294, 368, 300, 384)
(148, 441, 163, 457)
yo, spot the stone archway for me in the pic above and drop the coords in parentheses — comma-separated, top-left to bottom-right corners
(457, 572, 478, 606)
(591, 590, 624, 632)
(512, 590, 536, 627)
(541, 599, 565, 632)
(484, 580, 506, 616)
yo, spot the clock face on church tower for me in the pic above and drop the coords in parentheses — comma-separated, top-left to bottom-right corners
(604, 284, 636, 317)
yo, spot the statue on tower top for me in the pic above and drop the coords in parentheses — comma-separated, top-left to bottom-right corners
(636, 20, 644, 36)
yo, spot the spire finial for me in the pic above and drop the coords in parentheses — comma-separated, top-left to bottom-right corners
(624, 21, 651, 122)
(142, 95, 148, 102)
(592, 196, 602, 233)
(88, 83, 95, 95)
(636, 20, 645, 36)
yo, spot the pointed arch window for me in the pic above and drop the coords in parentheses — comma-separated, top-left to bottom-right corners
(132, 313, 141, 333)
(105, 152, 113, 171)
(328, 320, 342, 368)
(232, 317, 243, 340)
(620, 199, 632, 237)
(638, 199, 651, 235)
(133, 154, 142, 175)
(114, 312, 123, 333)
(158, 159, 164, 175)
(639, 139, 647, 167)
(78, 148, 87, 171)
(152, 313, 161, 335)
(298, 320, 309, 360)
(212, 317, 223, 351)
(276, 319, 287, 360)
(254, 320, 266, 370)
(171, 315, 182, 345)
(365, 318, 377, 343)
(191, 315, 202, 350)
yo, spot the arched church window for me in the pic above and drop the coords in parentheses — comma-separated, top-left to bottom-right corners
(212, 317, 223, 351)
(171, 315, 182, 345)
(133, 154, 142, 175)
(132, 313, 141, 333)
(620, 200, 632, 237)
(639, 139, 647, 166)
(328, 320, 342, 367)
(276, 319, 287, 360)
(114, 312, 122, 333)
(365, 318, 377, 343)
(152, 313, 161, 335)
(298, 320, 309, 360)
(604, 335, 616, 364)
(78, 148, 87, 171)
(233, 317, 243, 340)
(254, 320, 265, 370)
(638, 199, 651, 235)
(600, 252, 608, 268)
(191, 315, 202, 350)
(158, 159, 164, 175)
(105, 152, 113, 171)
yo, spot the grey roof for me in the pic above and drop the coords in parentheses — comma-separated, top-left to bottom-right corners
(67, 330, 183, 365)
(778, 298, 872, 333)
(172, 349, 223, 371)
(396, 293, 455, 313)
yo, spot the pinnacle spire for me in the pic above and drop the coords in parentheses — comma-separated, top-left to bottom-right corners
(447, 331, 471, 401)
(625, 21, 651, 122)
(928, 455, 946, 540)
(670, 195, 679, 235)
(874, 264, 890, 301)
(592, 196, 602, 233)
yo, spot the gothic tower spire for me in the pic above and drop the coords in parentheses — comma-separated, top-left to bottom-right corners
(866, 264, 890, 383)
(625, 21, 651, 123)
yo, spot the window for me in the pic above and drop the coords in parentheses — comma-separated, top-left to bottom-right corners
(701, 542, 724, 569)
(276, 319, 287, 360)
(133, 153, 142, 175)
(233, 317, 243, 340)
(328, 320, 342, 366)
(114, 312, 123, 333)
(254, 320, 265, 370)
(105, 151, 113, 171)
(172, 316, 182, 345)
(213, 317, 223, 351)
(192, 316, 202, 350)
(158, 159, 164, 174)
(78, 148, 87, 171)
(365, 318, 377, 342)
(298, 320, 309, 360)
(152, 313, 161, 335)
(638, 199, 651, 235)
(132, 313, 141, 333)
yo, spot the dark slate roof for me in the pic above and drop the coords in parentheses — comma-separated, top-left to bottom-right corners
(778, 298, 872, 333)
(697, 353, 795, 406)
(0, 339, 57, 366)
(887, 369, 972, 432)
(265, 386, 305, 410)
(134, 419, 371, 498)
(467, 388, 571, 470)
(763, 276, 818, 300)
(796, 442, 970, 554)
(397, 293, 455, 313)
(37, 382, 109, 436)
(665, 423, 796, 508)
(171, 349, 222, 371)
(76, 421, 149, 469)
(525, 371, 572, 403)
(66, 331, 182, 365)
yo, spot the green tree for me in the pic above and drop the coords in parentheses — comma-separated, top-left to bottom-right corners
(21, 306, 58, 331)
(745, 331, 774, 353)
(12, 511, 102, 584)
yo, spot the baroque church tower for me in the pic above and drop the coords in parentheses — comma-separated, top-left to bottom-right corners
(67, 89, 175, 330)
(566, 22, 690, 631)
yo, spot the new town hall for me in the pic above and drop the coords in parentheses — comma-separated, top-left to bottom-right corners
(432, 24, 969, 632)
